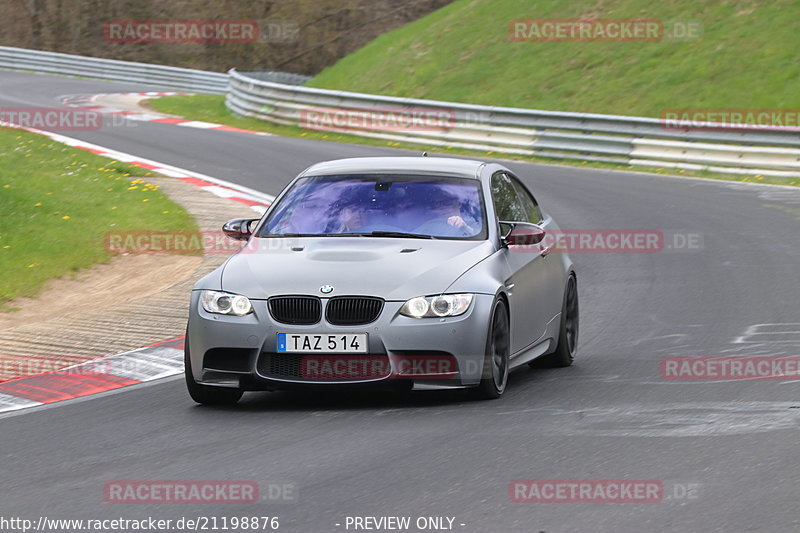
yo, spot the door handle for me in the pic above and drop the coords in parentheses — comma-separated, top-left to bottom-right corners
(539, 245, 551, 257)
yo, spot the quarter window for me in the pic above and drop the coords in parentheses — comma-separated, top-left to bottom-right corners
(508, 175, 543, 223)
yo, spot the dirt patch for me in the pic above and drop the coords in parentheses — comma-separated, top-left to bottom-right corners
(0, 175, 256, 381)
(0, 254, 202, 329)
(94, 93, 176, 116)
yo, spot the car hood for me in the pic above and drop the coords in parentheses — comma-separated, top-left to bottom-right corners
(220, 237, 496, 301)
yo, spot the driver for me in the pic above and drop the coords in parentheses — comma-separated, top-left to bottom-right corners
(337, 205, 366, 233)
(415, 191, 479, 236)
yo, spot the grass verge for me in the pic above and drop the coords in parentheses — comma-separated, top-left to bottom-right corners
(148, 94, 799, 188)
(0, 127, 198, 311)
(308, 0, 800, 117)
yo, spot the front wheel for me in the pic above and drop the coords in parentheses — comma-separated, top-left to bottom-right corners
(533, 274, 578, 368)
(185, 337, 243, 406)
(470, 298, 510, 400)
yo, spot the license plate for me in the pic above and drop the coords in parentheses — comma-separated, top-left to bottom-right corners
(277, 333, 368, 353)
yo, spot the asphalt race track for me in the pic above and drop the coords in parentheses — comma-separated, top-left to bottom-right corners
(1, 71, 799, 532)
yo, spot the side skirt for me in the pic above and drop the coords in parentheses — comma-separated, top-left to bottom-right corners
(508, 313, 561, 370)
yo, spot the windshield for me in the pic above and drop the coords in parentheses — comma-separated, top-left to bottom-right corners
(259, 174, 487, 239)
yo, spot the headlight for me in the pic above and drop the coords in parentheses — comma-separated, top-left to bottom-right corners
(400, 294, 473, 318)
(201, 290, 253, 316)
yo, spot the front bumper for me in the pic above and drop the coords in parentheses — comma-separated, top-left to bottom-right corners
(186, 292, 495, 391)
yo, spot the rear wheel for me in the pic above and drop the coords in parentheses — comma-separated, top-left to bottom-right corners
(533, 274, 578, 368)
(470, 298, 510, 400)
(185, 337, 243, 406)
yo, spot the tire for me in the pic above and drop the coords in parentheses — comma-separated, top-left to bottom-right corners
(470, 298, 510, 400)
(185, 336, 243, 406)
(533, 274, 578, 368)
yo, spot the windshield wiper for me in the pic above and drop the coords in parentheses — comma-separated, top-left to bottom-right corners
(363, 231, 435, 239)
(261, 232, 434, 239)
(260, 233, 318, 237)
(261, 233, 359, 237)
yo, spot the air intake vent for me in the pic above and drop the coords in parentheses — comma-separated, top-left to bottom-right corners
(268, 296, 321, 325)
(257, 353, 390, 380)
(326, 297, 384, 325)
(260, 353, 302, 378)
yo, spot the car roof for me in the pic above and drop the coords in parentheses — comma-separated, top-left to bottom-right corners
(300, 157, 487, 179)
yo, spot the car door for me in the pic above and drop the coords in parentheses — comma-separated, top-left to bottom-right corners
(491, 171, 552, 354)
(507, 173, 565, 328)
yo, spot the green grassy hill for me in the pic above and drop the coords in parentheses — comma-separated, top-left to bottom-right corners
(308, 0, 800, 117)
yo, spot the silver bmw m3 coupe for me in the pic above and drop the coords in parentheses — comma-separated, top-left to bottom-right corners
(185, 157, 578, 404)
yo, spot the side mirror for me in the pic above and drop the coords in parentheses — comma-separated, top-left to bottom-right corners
(222, 218, 258, 241)
(500, 221, 546, 247)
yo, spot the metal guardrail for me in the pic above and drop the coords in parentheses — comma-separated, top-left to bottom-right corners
(227, 68, 800, 177)
(238, 70, 311, 86)
(1, 47, 797, 177)
(0, 46, 228, 93)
